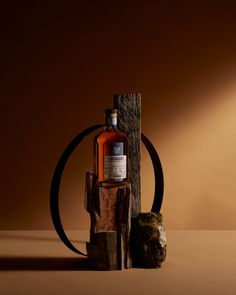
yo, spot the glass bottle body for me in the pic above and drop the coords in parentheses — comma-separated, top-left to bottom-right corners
(94, 125, 128, 183)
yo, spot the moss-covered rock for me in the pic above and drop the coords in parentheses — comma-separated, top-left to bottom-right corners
(131, 212, 167, 268)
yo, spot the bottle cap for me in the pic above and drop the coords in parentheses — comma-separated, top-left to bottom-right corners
(105, 109, 118, 117)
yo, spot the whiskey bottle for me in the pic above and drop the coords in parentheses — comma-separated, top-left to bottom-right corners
(94, 109, 128, 183)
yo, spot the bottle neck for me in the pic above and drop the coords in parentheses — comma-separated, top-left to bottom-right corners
(105, 116, 117, 128)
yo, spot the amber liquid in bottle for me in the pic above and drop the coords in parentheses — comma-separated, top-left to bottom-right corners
(94, 109, 128, 183)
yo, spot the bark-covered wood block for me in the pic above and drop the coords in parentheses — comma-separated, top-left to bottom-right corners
(86, 232, 118, 271)
(85, 172, 132, 270)
(85, 173, 130, 235)
(117, 186, 132, 269)
(113, 93, 141, 217)
(130, 212, 167, 268)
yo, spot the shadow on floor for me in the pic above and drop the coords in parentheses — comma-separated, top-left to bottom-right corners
(0, 256, 93, 271)
(0, 232, 87, 244)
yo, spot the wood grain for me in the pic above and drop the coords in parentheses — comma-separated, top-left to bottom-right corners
(113, 93, 141, 217)
(85, 174, 132, 270)
(117, 186, 132, 269)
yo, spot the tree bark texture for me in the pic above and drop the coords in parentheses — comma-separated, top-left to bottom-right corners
(85, 173, 132, 270)
(113, 93, 141, 217)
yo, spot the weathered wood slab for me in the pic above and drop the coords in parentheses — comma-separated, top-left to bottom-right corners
(86, 232, 118, 270)
(84, 172, 96, 213)
(113, 93, 141, 217)
(86, 178, 130, 234)
(117, 186, 132, 269)
(85, 173, 132, 270)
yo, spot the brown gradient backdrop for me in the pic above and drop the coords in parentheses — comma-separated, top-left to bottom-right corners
(1, 1, 236, 230)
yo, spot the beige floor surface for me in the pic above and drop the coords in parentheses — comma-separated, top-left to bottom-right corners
(0, 230, 236, 295)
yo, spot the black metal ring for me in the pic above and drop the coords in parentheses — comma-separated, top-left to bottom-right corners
(50, 125, 164, 256)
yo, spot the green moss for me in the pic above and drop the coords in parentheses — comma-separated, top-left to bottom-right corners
(137, 212, 163, 225)
(135, 212, 163, 240)
(155, 212, 163, 224)
(130, 211, 166, 268)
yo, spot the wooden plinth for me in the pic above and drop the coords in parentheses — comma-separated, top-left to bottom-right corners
(85, 173, 132, 270)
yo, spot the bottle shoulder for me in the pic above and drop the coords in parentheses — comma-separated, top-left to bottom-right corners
(94, 128, 128, 144)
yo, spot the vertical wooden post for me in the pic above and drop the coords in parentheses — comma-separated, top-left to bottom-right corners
(113, 93, 141, 217)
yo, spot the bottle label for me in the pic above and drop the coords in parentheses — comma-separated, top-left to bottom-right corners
(104, 142, 126, 180)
